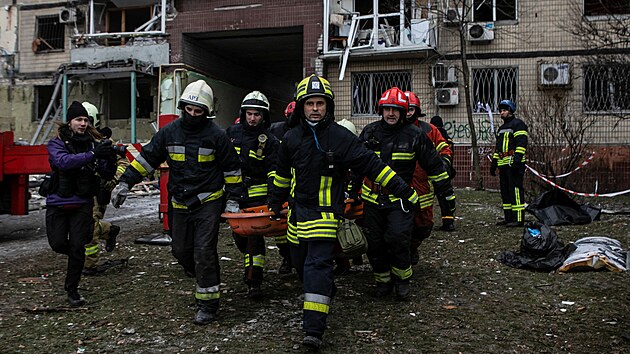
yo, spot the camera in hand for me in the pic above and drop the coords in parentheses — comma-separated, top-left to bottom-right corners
(112, 144, 127, 157)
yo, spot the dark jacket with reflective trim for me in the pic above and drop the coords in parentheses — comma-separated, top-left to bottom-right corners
(226, 123, 278, 202)
(270, 118, 414, 216)
(492, 115, 528, 167)
(119, 118, 242, 204)
(269, 121, 289, 142)
(359, 120, 452, 204)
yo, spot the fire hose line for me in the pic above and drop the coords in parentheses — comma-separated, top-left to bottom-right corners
(526, 164, 630, 198)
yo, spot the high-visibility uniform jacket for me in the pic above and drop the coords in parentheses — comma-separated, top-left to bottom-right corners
(492, 115, 528, 168)
(270, 119, 418, 244)
(411, 120, 453, 210)
(226, 123, 278, 202)
(359, 120, 452, 207)
(119, 118, 243, 208)
(269, 121, 290, 142)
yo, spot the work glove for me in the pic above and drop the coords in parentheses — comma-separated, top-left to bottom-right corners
(490, 159, 498, 177)
(224, 199, 240, 213)
(400, 190, 419, 213)
(102, 178, 118, 192)
(92, 140, 114, 159)
(268, 203, 284, 219)
(111, 181, 129, 208)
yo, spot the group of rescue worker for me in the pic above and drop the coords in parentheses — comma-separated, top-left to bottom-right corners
(44, 72, 527, 350)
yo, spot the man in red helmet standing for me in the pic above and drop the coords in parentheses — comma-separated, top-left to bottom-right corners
(404, 91, 456, 264)
(268, 75, 419, 349)
(490, 99, 528, 227)
(357, 87, 455, 301)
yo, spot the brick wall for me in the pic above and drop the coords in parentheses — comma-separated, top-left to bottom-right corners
(169, 0, 322, 74)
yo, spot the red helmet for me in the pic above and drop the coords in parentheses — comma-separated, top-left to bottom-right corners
(404, 91, 420, 109)
(284, 101, 296, 119)
(378, 87, 408, 115)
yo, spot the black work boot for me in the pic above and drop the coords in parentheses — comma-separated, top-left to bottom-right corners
(247, 284, 263, 300)
(67, 290, 86, 307)
(395, 280, 410, 301)
(439, 219, 455, 232)
(278, 257, 292, 274)
(302, 334, 323, 350)
(193, 300, 216, 325)
(373, 281, 394, 298)
(505, 221, 524, 228)
(105, 225, 120, 252)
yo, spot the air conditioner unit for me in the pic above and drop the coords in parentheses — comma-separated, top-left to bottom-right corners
(540, 63, 571, 86)
(432, 65, 457, 86)
(467, 22, 494, 42)
(59, 8, 76, 24)
(444, 7, 463, 25)
(436, 88, 459, 106)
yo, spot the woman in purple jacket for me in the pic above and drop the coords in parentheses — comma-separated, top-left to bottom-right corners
(45, 101, 116, 306)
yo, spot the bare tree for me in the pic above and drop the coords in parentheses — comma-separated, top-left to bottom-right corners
(520, 86, 596, 196)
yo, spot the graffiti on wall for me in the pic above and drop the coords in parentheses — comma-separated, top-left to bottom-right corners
(443, 117, 497, 144)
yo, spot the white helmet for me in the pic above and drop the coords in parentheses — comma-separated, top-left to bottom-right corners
(178, 80, 215, 118)
(82, 101, 99, 126)
(337, 118, 357, 136)
(240, 91, 270, 128)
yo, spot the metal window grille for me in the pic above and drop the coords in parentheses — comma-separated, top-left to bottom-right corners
(472, 67, 518, 112)
(583, 63, 630, 113)
(36, 15, 65, 52)
(584, 0, 630, 16)
(351, 71, 412, 117)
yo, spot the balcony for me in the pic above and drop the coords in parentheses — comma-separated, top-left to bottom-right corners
(322, 0, 439, 79)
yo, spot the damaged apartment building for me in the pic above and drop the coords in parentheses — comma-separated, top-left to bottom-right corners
(0, 0, 628, 188)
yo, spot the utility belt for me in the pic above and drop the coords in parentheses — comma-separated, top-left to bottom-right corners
(364, 179, 391, 196)
(498, 150, 515, 158)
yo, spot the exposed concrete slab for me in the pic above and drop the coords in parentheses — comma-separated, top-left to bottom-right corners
(71, 43, 169, 66)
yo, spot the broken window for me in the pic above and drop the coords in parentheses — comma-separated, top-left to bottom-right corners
(584, 0, 630, 16)
(108, 80, 153, 120)
(33, 85, 55, 122)
(34, 15, 65, 53)
(106, 7, 153, 46)
(472, 67, 518, 112)
(473, 0, 517, 22)
(351, 71, 412, 116)
(583, 63, 630, 113)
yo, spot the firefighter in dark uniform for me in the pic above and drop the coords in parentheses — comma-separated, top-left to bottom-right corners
(490, 99, 528, 227)
(111, 80, 243, 325)
(267, 101, 296, 274)
(358, 87, 455, 300)
(430, 115, 457, 231)
(269, 101, 294, 141)
(268, 75, 419, 350)
(225, 91, 279, 298)
(403, 92, 456, 266)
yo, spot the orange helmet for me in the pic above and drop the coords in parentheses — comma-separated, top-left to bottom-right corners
(284, 101, 296, 119)
(404, 91, 426, 121)
(378, 87, 408, 116)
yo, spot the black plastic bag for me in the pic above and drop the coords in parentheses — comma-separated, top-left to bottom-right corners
(526, 189, 600, 226)
(500, 221, 576, 271)
(38, 171, 58, 197)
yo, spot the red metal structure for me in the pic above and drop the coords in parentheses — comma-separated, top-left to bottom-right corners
(0, 131, 50, 215)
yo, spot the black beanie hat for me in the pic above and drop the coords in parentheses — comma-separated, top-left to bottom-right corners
(67, 101, 89, 121)
(430, 115, 443, 128)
